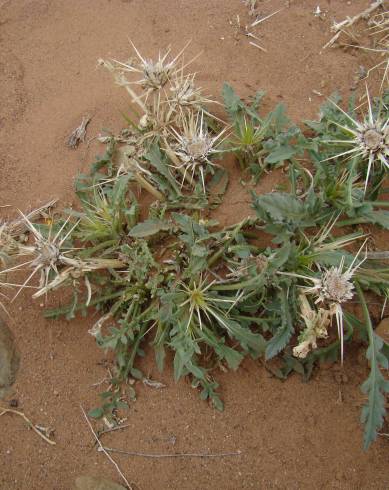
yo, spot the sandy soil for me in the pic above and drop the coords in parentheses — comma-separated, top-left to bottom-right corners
(0, 1, 388, 489)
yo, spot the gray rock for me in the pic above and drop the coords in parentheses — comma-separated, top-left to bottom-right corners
(75, 476, 127, 490)
(0, 318, 20, 399)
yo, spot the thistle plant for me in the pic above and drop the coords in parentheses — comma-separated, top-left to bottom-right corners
(5, 42, 389, 449)
(308, 87, 389, 195)
(0, 212, 80, 300)
(99, 44, 225, 199)
(327, 94, 388, 191)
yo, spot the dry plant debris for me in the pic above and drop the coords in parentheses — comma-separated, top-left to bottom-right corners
(322, 1, 388, 90)
(1, 39, 389, 451)
(323, 0, 384, 50)
(80, 405, 133, 490)
(0, 405, 56, 445)
(231, 3, 283, 52)
(68, 115, 91, 149)
(98, 446, 242, 459)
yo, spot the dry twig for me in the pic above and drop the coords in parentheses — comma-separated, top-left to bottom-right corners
(98, 446, 242, 459)
(323, 0, 384, 49)
(250, 8, 283, 28)
(0, 406, 56, 445)
(98, 423, 131, 437)
(80, 405, 133, 490)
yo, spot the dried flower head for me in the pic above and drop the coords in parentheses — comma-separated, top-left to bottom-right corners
(101, 40, 192, 101)
(281, 240, 367, 363)
(304, 243, 366, 363)
(114, 46, 175, 91)
(306, 261, 355, 305)
(170, 111, 227, 191)
(324, 86, 389, 193)
(168, 73, 214, 109)
(0, 212, 79, 301)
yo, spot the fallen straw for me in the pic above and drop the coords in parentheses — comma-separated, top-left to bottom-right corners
(0, 406, 56, 445)
(251, 8, 283, 28)
(323, 0, 384, 49)
(98, 446, 243, 459)
(80, 405, 133, 490)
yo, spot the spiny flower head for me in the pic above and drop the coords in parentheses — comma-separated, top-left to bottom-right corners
(105, 41, 192, 95)
(170, 111, 227, 191)
(308, 263, 355, 305)
(324, 86, 389, 193)
(168, 73, 213, 109)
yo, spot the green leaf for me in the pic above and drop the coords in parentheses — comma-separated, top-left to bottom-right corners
(129, 219, 170, 238)
(361, 209, 389, 230)
(222, 83, 245, 119)
(265, 145, 296, 164)
(211, 394, 224, 411)
(224, 318, 266, 356)
(88, 407, 104, 419)
(222, 346, 244, 370)
(130, 367, 143, 380)
(265, 288, 294, 360)
(254, 192, 306, 222)
(360, 333, 389, 450)
(356, 283, 389, 450)
(145, 144, 181, 195)
(155, 344, 166, 372)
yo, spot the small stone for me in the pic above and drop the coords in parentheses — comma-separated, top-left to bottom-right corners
(74, 476, 127, 490)
(53, 390, 59, 396)
(0, 318, 20, 399)
(9, 399, 18, 408)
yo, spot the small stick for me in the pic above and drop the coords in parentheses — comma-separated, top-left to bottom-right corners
(98, 423, 131, 437)
(99, 446, 242, 459)
(0, 406, 56, 445)
(323, 0, 384, 49)
(251, 8, 283, 28)
(249, 41, 267, 52)
(80, 405, 133, 490)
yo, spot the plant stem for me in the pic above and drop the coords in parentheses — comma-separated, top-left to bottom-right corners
(134, 173, 165, 201)
(212, 273, 265, 291)
(124, 301, 157, 377)
(208, 218, 253, 267)
(335, 217, 368, 227)
(366, 201, 389, 207)
(79, 239, 118, 258)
